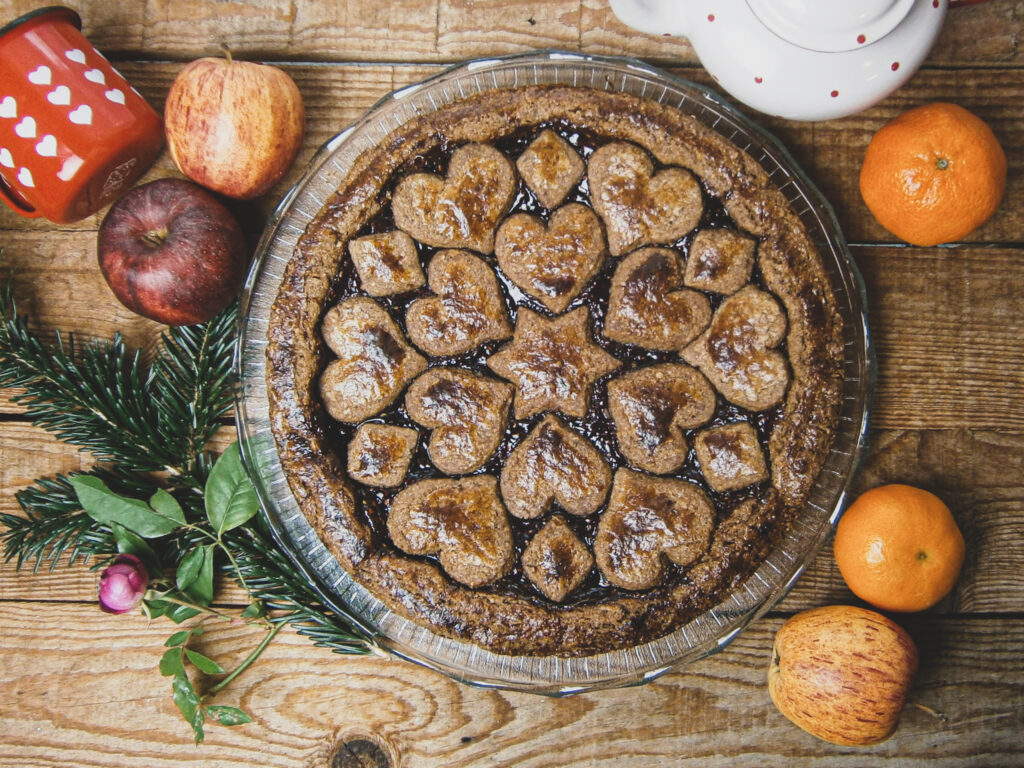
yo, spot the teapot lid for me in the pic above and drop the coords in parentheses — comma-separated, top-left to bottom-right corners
(747, 0, 917, 52)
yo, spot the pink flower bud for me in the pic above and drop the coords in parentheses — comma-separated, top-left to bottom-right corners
(98, 554, 149, 614)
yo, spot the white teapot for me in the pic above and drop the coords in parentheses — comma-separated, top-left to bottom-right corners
(608, 0, 949, 120)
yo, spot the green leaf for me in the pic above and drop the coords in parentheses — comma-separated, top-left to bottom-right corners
(172, 674, 200, 725)
(191, 707, 206, 745)
(110, 522, 162, 580)
(160, 647, 186, 678)
(148, 489, 186, 528)
(70, 475, 182, 538)
(205, 443, 259, 535)
(241, 601, 265, 619)
(206, 705, 252, 727)
(176, 546, 205, 592)
(164, 602, 200, 624)
(185, 649, 225, 675)
(182, 545, 214, 606)
(165, 630, 191, 648)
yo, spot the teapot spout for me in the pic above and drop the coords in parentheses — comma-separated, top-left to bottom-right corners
(608, 0, 692, 38)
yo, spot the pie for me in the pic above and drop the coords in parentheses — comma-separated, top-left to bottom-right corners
(266, 84, 845, 658)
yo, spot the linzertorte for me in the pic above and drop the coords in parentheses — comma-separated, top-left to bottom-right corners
(266, 84, 844, 658)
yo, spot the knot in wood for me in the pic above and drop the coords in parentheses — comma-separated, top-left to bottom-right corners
(331, 738, 391, 768)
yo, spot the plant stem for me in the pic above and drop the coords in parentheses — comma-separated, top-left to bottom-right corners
(205, 620, 284, 698)
(149, 592, 239, 623)
(217, 538, 252, 595)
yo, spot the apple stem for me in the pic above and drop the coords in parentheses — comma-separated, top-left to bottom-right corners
(141, 228, 168, 248)
(220, 44, 233, 64)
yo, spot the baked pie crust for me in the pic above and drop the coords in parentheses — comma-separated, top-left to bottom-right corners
(266, 85, 844, 657)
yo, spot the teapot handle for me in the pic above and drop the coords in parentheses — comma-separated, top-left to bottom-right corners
(608, 0, 691, 38)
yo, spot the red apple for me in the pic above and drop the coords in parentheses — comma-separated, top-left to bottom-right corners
(97, 178, 247, 326)
(768, 605, 919, 746)
(164, 52, 305, 200)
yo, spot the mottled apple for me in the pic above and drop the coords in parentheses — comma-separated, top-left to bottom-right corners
(164, 53, 305, 200)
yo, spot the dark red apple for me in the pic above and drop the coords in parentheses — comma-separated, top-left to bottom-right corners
(97, 178, 248, 326)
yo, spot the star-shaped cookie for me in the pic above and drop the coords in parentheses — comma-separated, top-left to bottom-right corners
(487, 307, 621, 419)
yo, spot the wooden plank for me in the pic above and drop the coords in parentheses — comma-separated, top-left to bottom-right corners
(0, 0, 1018, 66)
(0, 601, 1021, 766)
(3, 63, 1020, 243)
(3, 240, 1022, 429)
(856, 245, 1024, 431)
(4, 424, 1020, 615)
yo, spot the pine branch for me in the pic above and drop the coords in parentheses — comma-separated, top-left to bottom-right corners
(225, 525, 374, 654)
(0, 284, 236, 478)
(151, 309, 238, 481)
(1, 469, 153, 572)
(0, 268, 373, 659)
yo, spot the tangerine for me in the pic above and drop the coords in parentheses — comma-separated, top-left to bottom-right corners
(859, 102, 1006, 246)
(834, 484, 965, 612)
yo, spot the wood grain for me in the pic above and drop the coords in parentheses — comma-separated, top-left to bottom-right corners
(0, 2, 1021, 764)
(0, 1, 1018, 66)
(3, 62, 1020, 242)
(4, 426, 1021, 616)
(0, 601, 1021, 767)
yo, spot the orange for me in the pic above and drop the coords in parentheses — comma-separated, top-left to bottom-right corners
(834, 484, 965, 612)
(859, 102, 1006, 246)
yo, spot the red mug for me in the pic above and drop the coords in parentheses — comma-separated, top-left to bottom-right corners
(0, 6, 163, 222)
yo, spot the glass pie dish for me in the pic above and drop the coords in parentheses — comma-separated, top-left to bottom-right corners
(235, 50, 873, 694)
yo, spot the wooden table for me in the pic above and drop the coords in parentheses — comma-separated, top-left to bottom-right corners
(1, 2, 1021, 765)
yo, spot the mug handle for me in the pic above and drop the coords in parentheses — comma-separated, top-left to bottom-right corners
(0, 175, 41, 218)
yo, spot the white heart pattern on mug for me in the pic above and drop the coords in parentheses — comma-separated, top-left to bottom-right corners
(35, 134, 58, 158)
(84, 68, 105, 85)
(47, 85, 72, 106)
(14, 116, 36, 139)
(0, 148, 14, 168)
(68, 105, 92, 125)
(65, 48, 87, 65)
(17, 167, 34, 188)
(27, 66, 52, 86)
(104, 88, 125, 105)
(0, 96, 15, 119)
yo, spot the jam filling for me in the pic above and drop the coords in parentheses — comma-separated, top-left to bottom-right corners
(313, 121, 788, 607)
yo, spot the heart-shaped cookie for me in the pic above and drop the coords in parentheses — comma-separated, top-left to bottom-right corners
(387, 475, 514, 588)
(495, 203, 607, 314)
(406, 249, 512, 357)
(681, 285, 789, 411)
(500, 414, 612, 519)
(607, 363, 716, 475)
(318, 297, 427, 423)
(588, 142, 704, 256)
(605, 247, 711, 350)
(405, 366, 514, 475)
(594, 469, 714, 591)
(392, 142, 516, 253)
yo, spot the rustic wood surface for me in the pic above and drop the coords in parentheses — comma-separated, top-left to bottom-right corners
(1, 1, 1022, 765)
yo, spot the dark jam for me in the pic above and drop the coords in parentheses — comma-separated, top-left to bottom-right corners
(315, 121, 786, 607)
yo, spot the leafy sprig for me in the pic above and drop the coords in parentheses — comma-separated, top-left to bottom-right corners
(0, 272, 374, 742)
